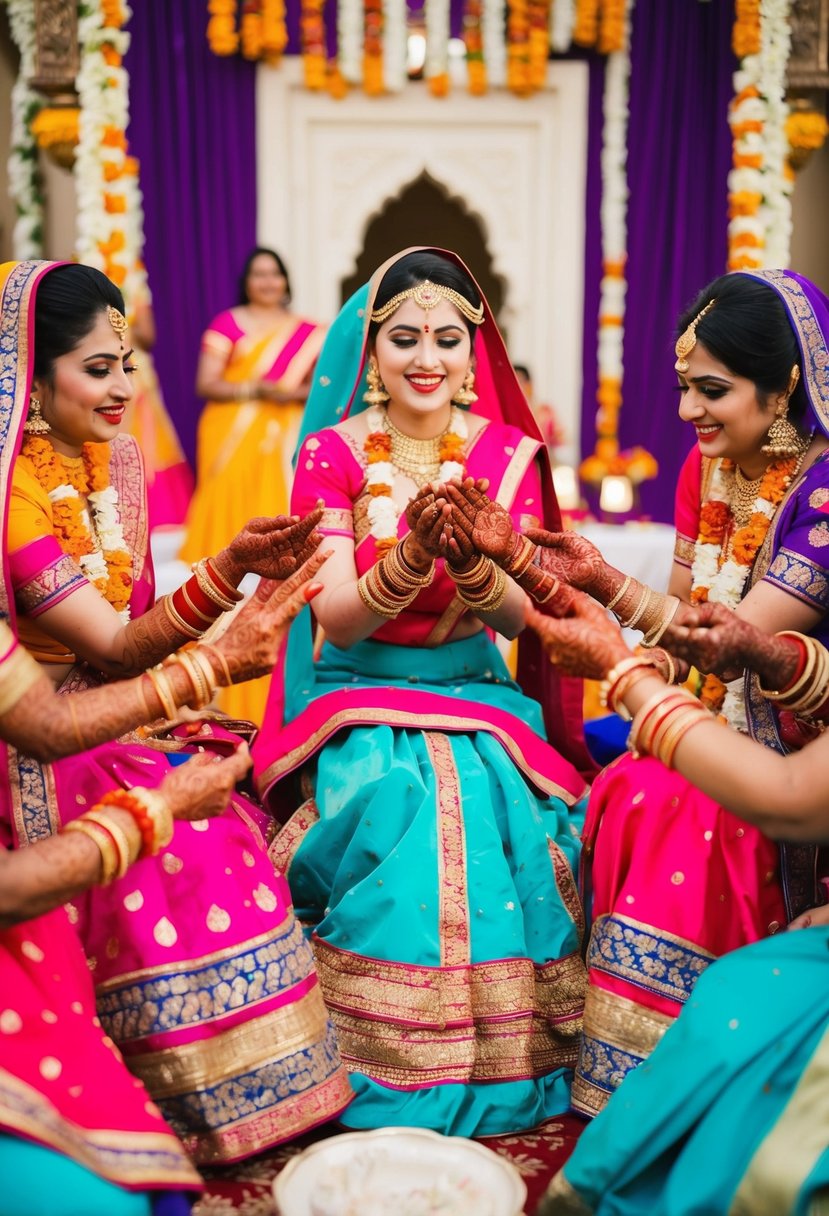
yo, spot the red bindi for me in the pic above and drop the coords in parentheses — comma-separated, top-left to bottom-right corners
(424, 323, 429, 332)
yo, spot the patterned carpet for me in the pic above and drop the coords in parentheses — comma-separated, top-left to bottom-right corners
(194, 1114, 585, 1215)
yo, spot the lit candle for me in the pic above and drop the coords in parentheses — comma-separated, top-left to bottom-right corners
(599, 474, 634, 514)
(552, 464, 580, 510)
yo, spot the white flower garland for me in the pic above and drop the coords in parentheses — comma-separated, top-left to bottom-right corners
(47, 481, 132, 623)
(364, 404, 468, 545)
(596, 2, 632, 399)
(481, 0, 507, 87)
(383, 0, 408, 92)
(759, 0, 793, 267)
(424, 0, 450, 86)
(338, 0, 363, 82)
(550, 0, 575, 53)
(6, 0, 45, 259)
(75, 1, 148, 306)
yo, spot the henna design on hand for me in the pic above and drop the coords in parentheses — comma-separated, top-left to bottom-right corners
(524, 527, 621, 600)
(159, 745, 252, 820)
(404, 486, 450, 566)
(668, 601, 799, 686)
(524, 589, 630, 680)
(444, 481, 517, 565)
(217, 505, 325, 584)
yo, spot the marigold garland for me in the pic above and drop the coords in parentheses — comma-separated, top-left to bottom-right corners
(300, 0, 328, 89)
(363, 0, 384, 95)
(463, 0, 487, 96)
(21, 436, 134, 620)
(207, 0, 240, 54)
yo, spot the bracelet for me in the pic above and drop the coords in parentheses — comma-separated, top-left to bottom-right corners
(658, 705, 713, 769)
(77, 808, 137, 880)
(641, 595, 682, 648)
(68, 699, 88, 752)
(162, 593, 204, 640)
(98, 788, 174, 859)
(197, 642, 233, 688)
(457, 564, 508, 613)
(605, 575, 633, 614)
(503, 534, 536, 580)
(192, 560, 242, 612)
(63, 817, 120, 885)
(758, 632, 829, 716)
(165, 650, 214, 710)
(144, 665, 179, 720)
(600, 655, 659, 714)
(202, 558, 245, 603)
(628, 688, 692, 758)
(620, 586, 652, 631)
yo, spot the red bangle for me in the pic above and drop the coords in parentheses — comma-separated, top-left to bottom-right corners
(96, 789, 155, 858)
(205, 559, 243, 602)
(780, 635, 809, 692)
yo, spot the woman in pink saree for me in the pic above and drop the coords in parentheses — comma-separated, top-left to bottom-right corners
(254, 248, 595, 1137)
(0, 259, 352, 1167)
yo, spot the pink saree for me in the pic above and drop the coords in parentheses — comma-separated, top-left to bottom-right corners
(0, 261, 352, 1167)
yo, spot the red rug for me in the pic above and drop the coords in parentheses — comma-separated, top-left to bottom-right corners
(195, 1114, 585, 1214)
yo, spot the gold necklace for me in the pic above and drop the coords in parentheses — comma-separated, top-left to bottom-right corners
(382, 410, 452, 482)
(731, 465, 765, 528)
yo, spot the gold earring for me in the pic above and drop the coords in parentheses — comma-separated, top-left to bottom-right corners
(23, 395, 51, 435)
(762, 401, 808, 459)
(363, 359, 390, 405)
(453, 368, 478, 407)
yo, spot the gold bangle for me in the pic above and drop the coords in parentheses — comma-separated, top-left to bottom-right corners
(67, 699, 87, 752)
(641, 596, 682, 648)
(451, 554, 490, 588)
(458, 564, 508, 613)
(606, 575, 633, 614)
(630, 689, 690, 757)
(136, 673, 156, 723)
(188, 648, 219, 702)
(63, 818, 119, 885)
(145, 666, 178, 720)
(622, 586, 652, 631)
(600, 655, 656, 712)
(357, 570, 402, 618)
(81, 809, 138, 879)
(163, 594, 203, 640)
(505, 535, 536, 579)
(658, 705, 712, 768)
(193, 560, 242, 610)
(168, 651, 212, 710)
(205, 558, 245, 602)
(197, 642, 233, 688)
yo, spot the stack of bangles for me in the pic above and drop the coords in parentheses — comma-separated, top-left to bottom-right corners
(62, 786, 174, 884)
(452, 555, 507, 613)
(599, 654, 660, 720)
(357, 542, 434, 619)
(141, 644, 232, 721)
(608, 576, 682, 648)
(628, 686, 715, 769)
(496, 535, 559, 604)
(163, 558, 244, 640)
(758, 630, 829, 720)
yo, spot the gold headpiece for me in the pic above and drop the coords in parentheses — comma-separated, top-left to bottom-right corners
(106, 305, 128, 342)
(674, 299, 716, 373)
(370, 279, 485, 327)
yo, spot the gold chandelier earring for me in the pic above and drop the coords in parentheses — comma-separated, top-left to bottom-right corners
(453, 368, 478, 407)
(23, 395, 51, 435)
(363, 358, 390, 405)
(762, 365, 807, 458)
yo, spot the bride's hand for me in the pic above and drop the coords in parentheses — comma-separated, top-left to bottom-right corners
(524, 527, 609, 596)
(159, 744, 252, 821)
(443, 479, 518, 567)
(403, 485, 450, 568)
(214, 505, 325, 584)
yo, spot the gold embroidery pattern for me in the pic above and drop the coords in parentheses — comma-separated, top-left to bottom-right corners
(109, 434, 149, 581)
(766, 548, 829, 607)
(16, 553, 86, 616)
(547, 839, 585, 945)
(424, 732, 470, 968)
(571, 986, 674, 1117)
(269, 798, 320, 876)
(313, 938, 585, 1085)
(587, 913, 715, 1004)
(0, 1066, 200, 1187)
(258, 706, 585, 807)
(95, 917, 314, 1041)
(319, 507, 354, 536)
(809, 488, 829, 509)
(673, 534, 696, 566)
(808, 523, 829, 549)
(9, 745, 59, 845)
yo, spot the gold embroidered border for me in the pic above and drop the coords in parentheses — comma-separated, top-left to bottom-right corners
(547, 838, 585, 944)
(180, 1067, 353, 1166)
(538, 1171, 594, 1215)
(109, 435, 148, 588)
(320, 507, 354, 535)
(16, 552, 85, 615)
(313, 938, 585, 1036)
(423, 595, 468, 647)
(126, 985, 331, 1096)
(259, 706, 585, 806)
(330, 1007, 580, 1085)
(587, 913, 715, 1004)
(582, 984, 674, 1059)
(10, 744, 60, 845)
(0, 1067, 200, 1188)
(424, 731, 470, 968)
(269, 797, 320, 876)
(673, 534, 696, 566)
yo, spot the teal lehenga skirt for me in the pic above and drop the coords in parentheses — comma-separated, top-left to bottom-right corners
(269, 632, 589, 1137)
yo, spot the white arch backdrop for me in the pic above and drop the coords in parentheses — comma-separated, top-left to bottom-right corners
(257, 59, 589, 464)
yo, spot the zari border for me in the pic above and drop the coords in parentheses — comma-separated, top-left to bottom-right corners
(424, 731, 470, 968)
(764, 548, 829, 611)
(9, 745, 59, 845)
(109, 434, 149, 588)
(587, 913, 714, 1004)
(538, 1171, 594, 1215)
(547, 838, 585, 945)
(259, 704, 585, 807)
(312, 938, 585, 1085)
(0, 1067, 200, 1188)
(729, 1022, 829, 1216)
(673, 533, 696, 568)
(269, 798, 320, 876)
(571, 986, 674, 1117)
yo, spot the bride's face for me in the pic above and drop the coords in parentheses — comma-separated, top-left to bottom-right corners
(33, 311, 136, 456)
(373, 296, 472, 422)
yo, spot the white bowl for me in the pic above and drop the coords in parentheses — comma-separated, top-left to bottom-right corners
(273, 1126, 527, 1216)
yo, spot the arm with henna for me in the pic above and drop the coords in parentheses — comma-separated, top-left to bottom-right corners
(0, 747, 252, 928)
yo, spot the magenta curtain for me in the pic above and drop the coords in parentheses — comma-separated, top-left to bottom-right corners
(124, 1, 258, 465)
(580, 0, 737, 522)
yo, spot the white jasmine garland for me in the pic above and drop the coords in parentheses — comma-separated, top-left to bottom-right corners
(481, 0, 506, 87)
(338, 0, 363, 82)
(424, 0, 450, 84)
(383, 0, 408, 92)
(6, 0, 45, 259)
(550, 0, 575, 52)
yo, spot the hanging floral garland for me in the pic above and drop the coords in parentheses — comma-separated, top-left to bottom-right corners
(572, 0, 600, 47)
(362, 0, 384, 94)
(727, 0, 793, 271)
(463, 0, 487, 96)
(551, 0, 576, 52)
(425, 0, 451, 97)
(481, 0, 507, 89)
(300, 0, 328, 88)
(579, 0, 655, 493)
(6, 0, 46, 259)
(385, 0, 409, 93)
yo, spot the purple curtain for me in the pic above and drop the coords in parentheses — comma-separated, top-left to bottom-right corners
(580, 0, 737, 522)
(124, 2, 258, 466)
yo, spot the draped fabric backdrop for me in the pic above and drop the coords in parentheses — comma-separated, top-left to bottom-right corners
(126, 1, 735, 512)
(581, 0, 737, 522)
(124, 1, 257, 467)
